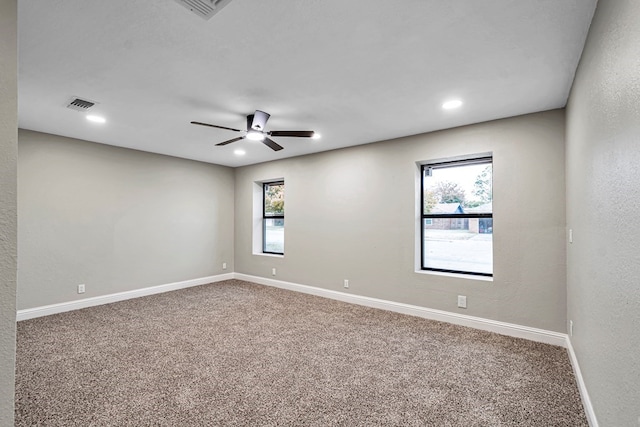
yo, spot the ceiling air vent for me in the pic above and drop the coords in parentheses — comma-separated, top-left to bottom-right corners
(174, 0, 233, 20)
(66, 97, 96, 112)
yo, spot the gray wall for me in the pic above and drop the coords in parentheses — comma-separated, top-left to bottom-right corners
(235, 110, 567, 332)
(18, 130, 235, 310)
(0, 0, 17, 424)
(566, 0, 640, 425)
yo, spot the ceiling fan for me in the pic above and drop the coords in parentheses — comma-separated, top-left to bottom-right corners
(191, 110, 318, 151)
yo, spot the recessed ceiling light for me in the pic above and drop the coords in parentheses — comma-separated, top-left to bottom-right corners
(234, 149, 246, 156)
(86, 115, 106, 123)
(442, 100, 463, 110)
(311, 132, 321, 140)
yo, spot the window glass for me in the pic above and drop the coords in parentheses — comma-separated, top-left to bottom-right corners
(421, 159, 492, 276)
(264, 182, 284, 216)
(263, 181, 284, 254)
(264, 218, 284, 254)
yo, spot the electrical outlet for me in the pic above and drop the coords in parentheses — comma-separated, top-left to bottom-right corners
(457, 295, 467, 309)
(344, 279, 349, 289)
(272, 268, 276, 276)
(222, 262, 227, 270)
(569, 229, 573, 243)
(77, 284, 85, 294)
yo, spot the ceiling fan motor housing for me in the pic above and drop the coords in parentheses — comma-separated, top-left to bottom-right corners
(249, 110, 270, 131)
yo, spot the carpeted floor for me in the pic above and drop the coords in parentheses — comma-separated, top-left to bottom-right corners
(15, 279, 587, 426)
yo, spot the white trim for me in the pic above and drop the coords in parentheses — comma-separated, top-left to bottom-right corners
(252, 181, 264, 255)
(414, 269, 494, 282)
(233, 273, 567, 347)
(566, 337, 599, 427)
(252, 252, 284, 258)
(16, 273, 234, 321)
(18, 272, 569, 348)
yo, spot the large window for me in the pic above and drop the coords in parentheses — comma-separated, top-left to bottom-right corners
(421, 157, 493, 276)
(263, 181, 284, 254)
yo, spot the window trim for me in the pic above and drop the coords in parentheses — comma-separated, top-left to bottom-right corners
(262, 181, 284, 255)
(420, 156, 493, 277)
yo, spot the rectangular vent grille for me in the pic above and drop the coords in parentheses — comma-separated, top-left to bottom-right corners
(67, 98, 96, 112)
(174, 0, 233, 20)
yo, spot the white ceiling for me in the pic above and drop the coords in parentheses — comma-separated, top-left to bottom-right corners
(18, 0, 597, 167)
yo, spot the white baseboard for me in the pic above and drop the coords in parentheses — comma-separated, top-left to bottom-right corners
(16, 273, 234, 321)
(17, 272, 569, 348)
(566, 337, 599, 427)
(233, 273, 568, 347)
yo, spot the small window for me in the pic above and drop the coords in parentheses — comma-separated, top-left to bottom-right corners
(421, 157, 493, 276)
(263, 181, 284, 254)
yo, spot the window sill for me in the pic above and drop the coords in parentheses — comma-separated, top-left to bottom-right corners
(253, 252, 284, 259)
(414, 269, 493, 282)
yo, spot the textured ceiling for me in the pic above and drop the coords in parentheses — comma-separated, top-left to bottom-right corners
(18, 0, 597, 167)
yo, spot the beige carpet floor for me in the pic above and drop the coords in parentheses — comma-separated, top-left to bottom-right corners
(15, 279, 587, 426)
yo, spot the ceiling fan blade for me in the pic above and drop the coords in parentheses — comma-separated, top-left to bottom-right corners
(269, 130, 315, 138)
(249, 110, 271, 131)
(215, 136, 245, 146)
(191, 121, 242, 133)
(262, 137, 284, 151)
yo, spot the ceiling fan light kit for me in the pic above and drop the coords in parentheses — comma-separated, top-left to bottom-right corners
(191, 110, 317, 152)
(246, 130, 265, 141)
